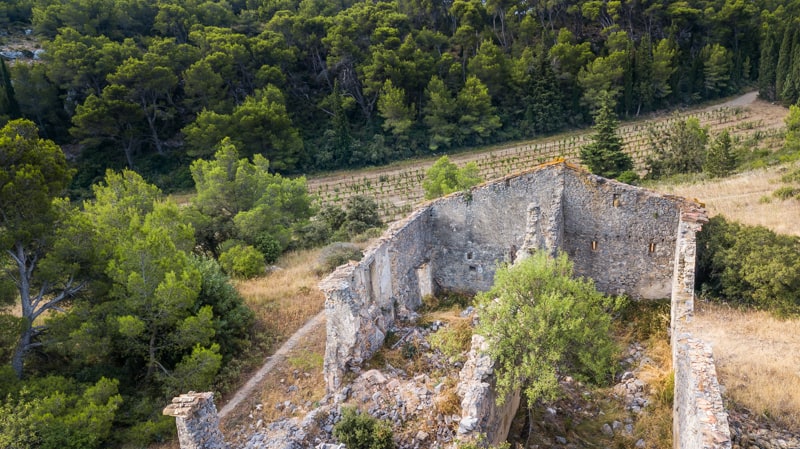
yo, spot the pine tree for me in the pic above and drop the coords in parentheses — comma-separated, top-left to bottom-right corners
(579, 92, 632, 179)
(331, 80, 353, 166)
(704, 130, 736, 178)
(781, 30, 800, 105)
(0, 58, 20, 123)
(759, 30, 778, 101)
(776, 27, 794, 103)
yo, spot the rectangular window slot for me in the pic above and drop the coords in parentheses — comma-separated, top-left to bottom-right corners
(466, 252, 473, 260)
(591, 240, 598, 251)
(468, 265, 477, 272)
(612, 194, 620, 207)
(649, 242, 656, 253)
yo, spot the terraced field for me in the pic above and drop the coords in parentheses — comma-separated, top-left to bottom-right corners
(307, 93, 788, 222)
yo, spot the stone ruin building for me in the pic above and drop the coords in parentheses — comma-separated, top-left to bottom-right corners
(165, 161, 731, 449)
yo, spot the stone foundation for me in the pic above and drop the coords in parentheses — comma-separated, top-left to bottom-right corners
(165, 162, 733, 449)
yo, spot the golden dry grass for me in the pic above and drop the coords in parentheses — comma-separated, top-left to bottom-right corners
(654, 164, 800, 236)
(691, 302, 800, 428)
(235, 248, 326, 342)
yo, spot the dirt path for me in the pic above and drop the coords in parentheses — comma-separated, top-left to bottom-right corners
(715, 91, 758, 108)
(218, 310, 326, 419)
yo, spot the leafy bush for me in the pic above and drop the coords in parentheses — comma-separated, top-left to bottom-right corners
(333, 407, 395, 449)
(191, 255, 255, 361)
(344, 195, 383, 235)
(773, 185, 799, 200)
(219, 244, 265, 278)
(255, 233, 283, 263)
(475, 251, 625, 405)
(302, 198, 383, 247)
(616, 170, 641, 185)
(697, 216, 800, 315)
(423, 156, 483, 199)
(316, 242, 363, 274)
(646, 116, 709, 179)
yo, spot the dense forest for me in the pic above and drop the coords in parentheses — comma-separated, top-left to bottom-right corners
(2, 0, 800, 447)
(1, 0, 799, 194)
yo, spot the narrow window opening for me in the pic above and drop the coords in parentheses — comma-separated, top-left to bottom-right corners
(612, 194, 620, 207)
(649, 242, 656, 253)
(591, 240, 598, 251)
(466, 252, 473, 260)
(468, 265, 477, 272)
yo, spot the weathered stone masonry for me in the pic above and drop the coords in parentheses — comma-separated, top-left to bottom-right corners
(163, 392, 228, 449)
(321, 162, 688, 392)
(320, 161, 730, 449)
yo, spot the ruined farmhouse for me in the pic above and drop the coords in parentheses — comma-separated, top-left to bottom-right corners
(166, 162, 730, 449)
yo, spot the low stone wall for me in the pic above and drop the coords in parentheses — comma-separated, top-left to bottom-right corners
(673, 336, 731, 448)
(163, 392, 228, 449)
(670, 214, 731, 449)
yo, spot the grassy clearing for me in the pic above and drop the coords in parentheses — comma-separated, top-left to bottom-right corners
(235, 248, 326, 343)
(691, 302, 800, 429)
(652, 164, 800, 236)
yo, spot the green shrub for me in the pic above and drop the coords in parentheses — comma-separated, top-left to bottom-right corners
(333, 407, 395, 449)
(255, 233, 283, 263)
(296, 220, 333, 248)
(773, 185, 799, 200)
(345, 195, 382, 232)
(475, 251, 625, 405)
(697, 216, 800, 315)
(423, 156, 483, 199)
(219, 244, 265, 278)
(320, 204, 347, 231)
(646, 116, 709, 179)
(316, 242, 362, 274)
(616, 170, 640, 185)
(781, 167, 800, 184)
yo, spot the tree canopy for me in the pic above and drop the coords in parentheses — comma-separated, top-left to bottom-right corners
(1, 0, 793, 192)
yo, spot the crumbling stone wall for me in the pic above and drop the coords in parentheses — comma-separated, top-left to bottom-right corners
(561, 172, 681, 298)
(321, 163, 694, 393)
(670, 216, 732, 449)
(315, 162, 729, 449)
(163, 392, 228, 449)
(456, 335, 521, 446)
(320, 206, 434, 391)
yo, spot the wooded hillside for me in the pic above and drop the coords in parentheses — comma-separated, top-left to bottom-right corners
(1, 0, 799, 194)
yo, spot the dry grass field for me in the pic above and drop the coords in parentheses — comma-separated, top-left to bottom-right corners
(235, 248, 326, 342)
(654, 164, 800, 236)
(690, 302, 800, 429)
